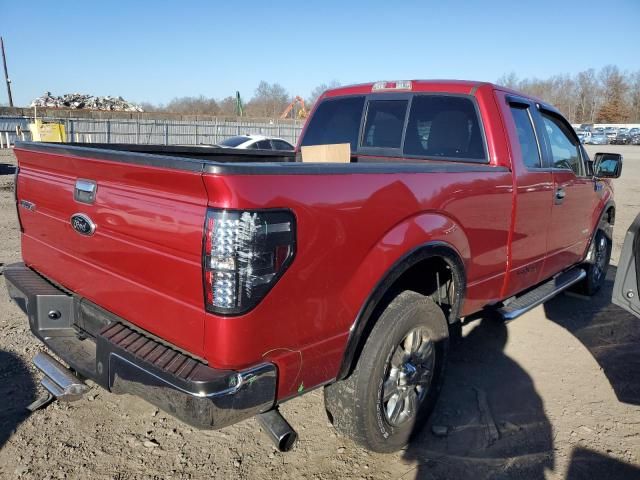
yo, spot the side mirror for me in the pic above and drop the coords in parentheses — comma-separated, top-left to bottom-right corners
(593, 152, 623, 178)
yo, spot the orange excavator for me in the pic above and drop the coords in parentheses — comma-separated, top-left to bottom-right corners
(280, 96, 307, 119)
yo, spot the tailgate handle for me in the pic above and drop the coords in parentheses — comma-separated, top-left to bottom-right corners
(74, 179, 97, 204)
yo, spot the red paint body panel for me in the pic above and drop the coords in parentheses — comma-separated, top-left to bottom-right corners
(17, 149, 209, 357)
(201, 170, 512, 397)
(13, 80, 613, 402)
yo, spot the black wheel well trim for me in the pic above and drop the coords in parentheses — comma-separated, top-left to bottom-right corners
(336, 241, 466, 381)
(598, 200, 616, 238)
(584, 200, 616, 263)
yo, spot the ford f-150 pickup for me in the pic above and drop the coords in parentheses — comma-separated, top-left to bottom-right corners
(5, 80, 623, 453)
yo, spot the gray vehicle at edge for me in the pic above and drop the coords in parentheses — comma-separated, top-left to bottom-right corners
(613, 213, 640, 318)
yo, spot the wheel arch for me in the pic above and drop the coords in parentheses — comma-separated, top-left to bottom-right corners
(336, 241, 466, 380)
(584, 199, 616, 264)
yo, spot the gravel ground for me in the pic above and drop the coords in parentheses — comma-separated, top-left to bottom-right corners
(0, 146, 639, 479)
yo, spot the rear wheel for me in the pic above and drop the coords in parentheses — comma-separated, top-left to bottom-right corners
(324, 291, 449, 452)
(579, 229, 611, 296)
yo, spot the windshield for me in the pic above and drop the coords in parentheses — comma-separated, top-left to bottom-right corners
(218, 136, 251, 147)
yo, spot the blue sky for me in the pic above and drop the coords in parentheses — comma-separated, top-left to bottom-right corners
(2, 0, 640, 107)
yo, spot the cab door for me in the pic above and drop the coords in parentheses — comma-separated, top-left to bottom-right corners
(500, 94, 554, 297)
(536, 108, 597, 279)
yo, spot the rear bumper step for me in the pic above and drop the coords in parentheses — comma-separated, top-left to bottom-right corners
(498, 268, 586, 320)
(4, 262, 277, 429)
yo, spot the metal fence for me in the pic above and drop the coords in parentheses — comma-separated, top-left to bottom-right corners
(0, 116, 305, 147)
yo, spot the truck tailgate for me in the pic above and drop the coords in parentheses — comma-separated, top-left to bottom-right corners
(14, 145, 209, 357)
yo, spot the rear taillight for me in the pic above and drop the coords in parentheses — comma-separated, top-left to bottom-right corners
(203, 209, 296, 315)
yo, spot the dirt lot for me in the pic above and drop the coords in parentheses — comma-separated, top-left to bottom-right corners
(0, 146, 639, 479)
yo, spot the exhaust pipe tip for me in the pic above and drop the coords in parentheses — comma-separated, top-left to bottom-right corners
(33, 352, 87, 401)
(257, 408, 298, 452)
(276, 429, 297, 452)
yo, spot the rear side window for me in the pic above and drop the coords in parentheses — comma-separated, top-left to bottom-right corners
(300, 96, 365, 151)
(403, 96, 485, 161)
(541, 112, 584, 176)
(272, 140, 293, 151)
(509, 105, 541, 168)
(255, 140, 272, 150)
(362, 100, 408, 148)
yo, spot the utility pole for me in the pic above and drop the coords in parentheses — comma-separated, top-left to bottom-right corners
(1, 37, 14, 107)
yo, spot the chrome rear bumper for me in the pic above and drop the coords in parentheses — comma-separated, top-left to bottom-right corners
(4, 262, 277, 429)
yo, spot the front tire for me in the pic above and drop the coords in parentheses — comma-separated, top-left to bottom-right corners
(324, 291, 449, 452)
(580, 229, 611, 295)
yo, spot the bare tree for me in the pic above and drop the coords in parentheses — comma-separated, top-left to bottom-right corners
(495, 72, 520, 90)
(218, 96, 239, 116)
(596, 65, 630, 123)
(574, 69, 600, 123)
(307, 80, 341, 107)
(138, 101, 159, 112)
(628, 71, 640, 123)
(245, 81, 290, 118)
(162, 95, 220, 115)
(496, 66, 639, 123)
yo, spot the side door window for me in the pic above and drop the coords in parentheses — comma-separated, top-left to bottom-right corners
(509, 104, 542, 169)
(540, 112, 585, 176)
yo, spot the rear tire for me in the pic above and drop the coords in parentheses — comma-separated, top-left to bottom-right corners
(324, 291, 449, 452)
(579, 229, 611, 296)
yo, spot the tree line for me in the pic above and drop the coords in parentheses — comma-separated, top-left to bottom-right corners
(139, 80, 340, 118)
(131, 66, 640, 123)
(497, 65, 640, 124)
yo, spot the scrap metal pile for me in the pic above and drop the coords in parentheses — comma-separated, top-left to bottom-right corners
(30, 92, 143, 112)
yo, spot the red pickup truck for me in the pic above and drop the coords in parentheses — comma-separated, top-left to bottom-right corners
(5, 80, 623, 453)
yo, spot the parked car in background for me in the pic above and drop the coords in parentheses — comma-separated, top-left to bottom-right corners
(217, 135, 295, 151)
(631, 134, 640, 145)
(618, 127, 629, 134)
(605, 127, 618, 140)
(587, 132, 609, 145)
(576, 130, 591, 143)
(611, 132, 632, 145)
(628, 127, 640, 137)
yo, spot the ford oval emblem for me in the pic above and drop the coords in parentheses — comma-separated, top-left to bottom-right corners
(70, 213, 96, 236)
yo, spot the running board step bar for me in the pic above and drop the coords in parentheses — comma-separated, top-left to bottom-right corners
(498, 268, 587, 321)
(33, 352, 88, 401)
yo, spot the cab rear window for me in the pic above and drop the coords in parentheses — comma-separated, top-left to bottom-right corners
(362, 100, 408, 148)
(300, 93, 486, 162)
(300, 96, 365, 152)
(403, 96, 486, 161)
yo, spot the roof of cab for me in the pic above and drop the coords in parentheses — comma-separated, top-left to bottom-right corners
(322, 80, 490, 98)
(320, 79, 549, 108)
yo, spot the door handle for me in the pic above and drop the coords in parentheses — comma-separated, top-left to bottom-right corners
(555, 187, 566, 204)
(74, 179, 97, 204)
